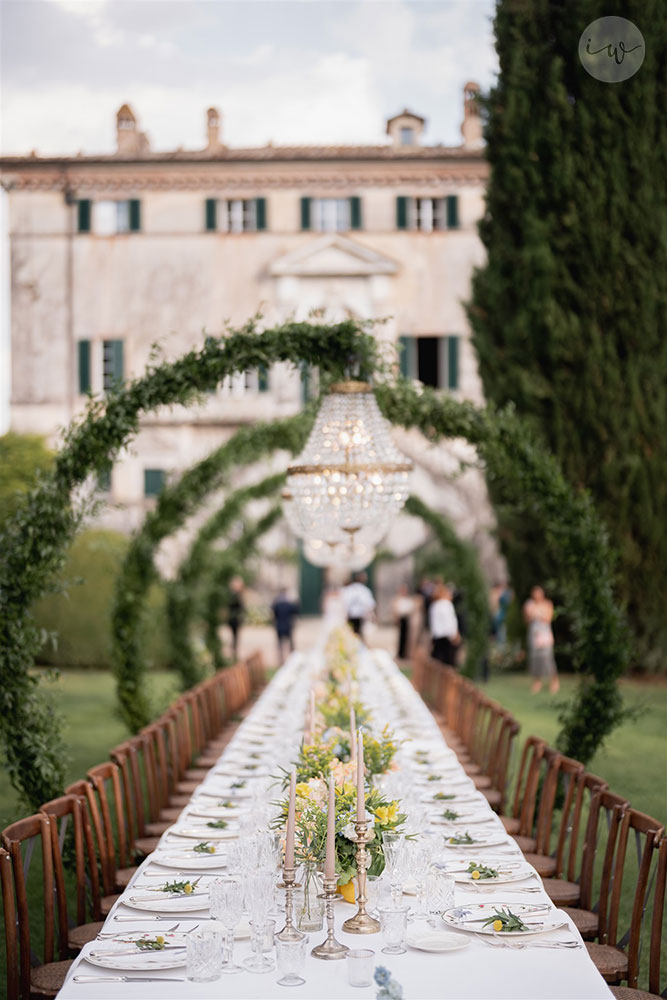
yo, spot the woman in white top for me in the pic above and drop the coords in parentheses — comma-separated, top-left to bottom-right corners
(429, 583, 460, 666)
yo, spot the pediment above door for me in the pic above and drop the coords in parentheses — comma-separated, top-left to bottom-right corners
(269, 234, 399, 278)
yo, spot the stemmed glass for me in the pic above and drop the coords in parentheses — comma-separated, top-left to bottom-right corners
(209, 878, 244, 974)
(244, 872, 276, 973)
(382, 831, 406, 903)
(404, 838, 434, 920)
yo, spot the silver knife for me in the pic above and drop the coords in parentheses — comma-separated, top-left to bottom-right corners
(73, 975, 185, 982)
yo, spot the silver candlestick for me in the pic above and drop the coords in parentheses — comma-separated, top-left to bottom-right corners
(342, 819, 380, 934)
(311, 874, 349, 960)
(276, 864, 302, 942)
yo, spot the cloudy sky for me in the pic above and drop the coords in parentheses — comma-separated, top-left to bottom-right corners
(1, 0, 497, 155)
(0, 0, 497, 430)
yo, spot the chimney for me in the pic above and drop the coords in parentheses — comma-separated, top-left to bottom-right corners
(206, 107, 222, 150)
(116, 104, 150, 156)
(461, 82, 483, 149)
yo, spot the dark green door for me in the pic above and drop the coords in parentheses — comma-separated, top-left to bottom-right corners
(299, 543, 324, 615)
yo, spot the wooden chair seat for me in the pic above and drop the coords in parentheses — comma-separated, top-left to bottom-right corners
(513, 833, 537, 852)
(134, 835, 161, 856)
(30, 959, 74, 997)
(562, 906, 598, 939)
(177, 779, 202, 795)
(472, 774, 492, 790)
(500, 815, 521, 834)
(463, 762, 482, 776)
(521, 851, 557, 877)
(542, 877, 580, 906)
(184, 767, 210, 781)
(68, 920, 105, 951)
(586, 942, 628, 983)
(160, 806, 184, 822)
(196, 755, 221, 769)
(169, 793, 192, 808)
(145, 819, 171, 836)
(115, 866, 136, 889)
(101, 893, 121, 916)
(610, 987, 662, 1000)
(481, 788, 502, 809)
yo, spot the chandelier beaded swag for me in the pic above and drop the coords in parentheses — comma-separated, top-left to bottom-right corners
(283, 381, 413, 566)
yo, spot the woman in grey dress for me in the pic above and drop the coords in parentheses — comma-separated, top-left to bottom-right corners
(523, 586, 559, 694)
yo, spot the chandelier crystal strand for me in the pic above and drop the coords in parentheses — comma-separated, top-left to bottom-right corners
(285, 382, 412, 544)
(304, 536, 376, 572)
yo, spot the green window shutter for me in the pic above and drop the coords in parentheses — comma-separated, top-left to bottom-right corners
(77, 200, 91, 233)
(144, 469, 165, 497)
(103, 339, 124, 391)
(258, 363, 269, 392)
(78, 339, 91, 393)
(300, 197, 311, 231)
(255, 197, 267, 231)
(446, 194, 459, 229)
(447, 335, 459, 389)
(205, 198, 217, 231)
(398, 335, 416, 378)
(396, 196, 408, 230)
(97, 464, 111, 492)
(349, 196, 362, 230)
(129, 199, 141, 232)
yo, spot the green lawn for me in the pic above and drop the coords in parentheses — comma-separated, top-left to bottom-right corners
(0, 670, 179, 829)
(482, 673, 667, 826)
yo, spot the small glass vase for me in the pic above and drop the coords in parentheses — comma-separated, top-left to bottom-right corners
(295, 862, 324, 932)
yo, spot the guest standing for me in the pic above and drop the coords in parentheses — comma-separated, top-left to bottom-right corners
(429, 583, 460, 666)
(392, 583, 414, 660)
(523, 585, 559, 694)
(227, 575, 245, 659)
(342, 572, 376, 638)
(271, 588, 300, 664)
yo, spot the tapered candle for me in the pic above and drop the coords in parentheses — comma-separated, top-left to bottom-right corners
(356, 729, 365, 821)
(350, 706, 357, 761)
(285, 769, 296, 868)
(325, 771, 336, 879)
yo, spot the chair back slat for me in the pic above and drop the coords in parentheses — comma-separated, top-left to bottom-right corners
(648, 836, 666, 995)
(1, 847, 20, 1000)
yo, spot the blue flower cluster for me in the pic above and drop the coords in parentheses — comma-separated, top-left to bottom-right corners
(374, 965, 404, 999)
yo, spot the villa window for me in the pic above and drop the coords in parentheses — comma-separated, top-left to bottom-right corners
(205, 198, 267, 232)
(300, 196, 362, 232)
(399, 335, 460, 390)
(396, 195, 459, 231)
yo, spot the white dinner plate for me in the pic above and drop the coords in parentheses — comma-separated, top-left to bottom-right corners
(168, 826, 240, 841)
(430, 811, 497, 826)
(416, 775, 473, 789)
(185, 805, 244, 820)
(406, 928, 471, 953)
(442, 903, 567, 936)
(86, 933, 188, 971)
(213, 766, 271, 778)
(152, 852, 227, 870)
(122, 892, 210, 913)
(449, 862, 535, 884)
(443, 832, 508, 849)
(195, 787, 253, 800)
(421, 791, 483, 805)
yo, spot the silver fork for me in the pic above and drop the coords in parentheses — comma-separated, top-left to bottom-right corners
(481, 937, 581, 949)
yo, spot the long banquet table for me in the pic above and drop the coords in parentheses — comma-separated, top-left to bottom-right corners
(58, 645, 613, 999)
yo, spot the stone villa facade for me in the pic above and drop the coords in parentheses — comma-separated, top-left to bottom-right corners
(0, 84, 502, 612)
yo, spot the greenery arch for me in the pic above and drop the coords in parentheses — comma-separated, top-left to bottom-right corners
(0, 319, 378, 807)
(405, 495, 490, 678)
(111, 416, 311, 732)
(377, 383, 630, 763)
(166, 472, 287, 683)
(0, 317, 629, 808)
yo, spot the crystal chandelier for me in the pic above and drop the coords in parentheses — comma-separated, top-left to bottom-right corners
(284, 381, 412, 543)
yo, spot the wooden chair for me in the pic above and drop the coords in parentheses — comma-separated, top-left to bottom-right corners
(109, 741, 163, 857)
(586, 809, 665, 985)
(541, 775, 610, 904)
(480, 712, 520, 813)
(64, 779, 120, 916)
(512, 744, 562, 855)
(499, 735, 546, 835)
(519, 753, 586, 877)
(555, 789, 629, 939)
(141, 718, 191, 812)
(85, 762, 138, 891)
(1, 815, 73, 998)
(39, 794, 104, 951)
(609, 835, 667, 999)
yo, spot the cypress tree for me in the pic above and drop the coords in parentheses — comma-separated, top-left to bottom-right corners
(469, 0, 667, 668)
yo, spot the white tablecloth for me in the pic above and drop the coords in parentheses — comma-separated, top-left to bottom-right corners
(58, 647, 612, 1000)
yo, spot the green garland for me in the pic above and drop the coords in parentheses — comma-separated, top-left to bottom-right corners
(166, 472, 291, 684)
(200, 507, 282, 669)
(112, 416, 311, 732)
(378, 383, 630, 763)
(0, 319, 378, 807)
(405, 495, 490, 678)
